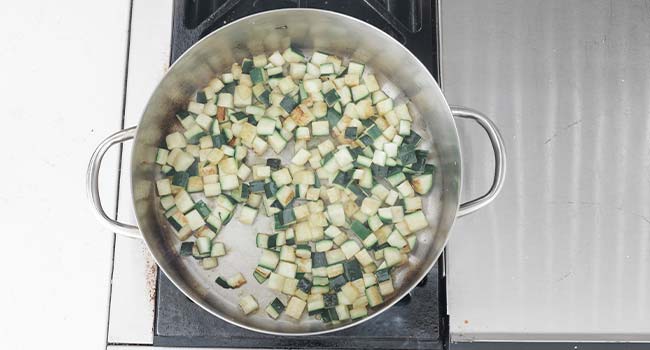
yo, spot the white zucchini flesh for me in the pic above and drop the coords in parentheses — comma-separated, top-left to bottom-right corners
(185, 210, 205, 230)
(256, 117, 276, 135)
(341, 240, 361, 259)
(267, 272, 285, 292)
(226, 272, 247, 288)
(276, 261, 297, 279)
(404, 210, 428, 232)
(286, 297, 307, 320)
(211, 242, 226, 257)
(311, 120, 329, 136)
(291, 148, 311, 165)
(166, 132, 187, 149)
(239, 295, 259, 315)
(327, 203, 346, 226)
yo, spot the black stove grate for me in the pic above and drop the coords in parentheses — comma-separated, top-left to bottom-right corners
(155, 1, 442, 348)
(171, 0, 437, 77)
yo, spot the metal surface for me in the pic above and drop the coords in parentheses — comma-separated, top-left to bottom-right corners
(452, 107, 506, 218)
(87, 126, 141, 238)
(441, 0, 650, 342)
(89, 9, 503, 335)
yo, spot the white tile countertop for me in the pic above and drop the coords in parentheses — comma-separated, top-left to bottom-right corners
(0, 0, 131, 349)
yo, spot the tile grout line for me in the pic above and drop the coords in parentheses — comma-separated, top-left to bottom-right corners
(105, 0, 135, 347)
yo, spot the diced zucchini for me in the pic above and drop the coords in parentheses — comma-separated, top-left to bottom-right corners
(276, 261, 297, 279)
(404, 196, 422, 212)
(291, 148, 311, 166)
(326, 203, 346, 227)
(378, 279, 395, 296)
(283, 47, 305, 63)
(404, 210, 428, 232)
(252, 165, 271, 180)
(155, 148, 170, 166)
(387, 230, 408, 248)
(335, 304, 350, 321)
(225, 272, 247, 288)
(341, 240, 361, 259)
(376, 98, 393, 115)
(367, 214, 383, 231)
(268, 272, 286, 292)
(306, 235, 329, 251)
(341, 282, 361, 301)
(307, 293, 325, 315)
(280, 245, 296, 262)
(173, 151, 195, 172)
(350, 220, 372, 239)
(194, 237, 210, 256)
(276, 185, 296, 207)
(351, 84, 369, 102)
(265, 298, 285, 319)
(205, 214, 221, 233)
(286, 296, 307, 320)
(256, 117, 276, 136)
(256, 233, 270, 248)
(387, 171, 406, 187)
(411, 173, 434, 195)
(156, 178, 173, 196)
(237, 205, 258, 225)
(254, 265, 272, 283)
(365, 285, 383, 307)
(383, 246, 402, 267)
(311, 120, 329, 137)
(283, 277, 299, 295)
(363, 272, 378, 287)
(210, 242, 226, 257)
(179, 242, 194, 256)
(360, 197, 381, 216)
(348, 61, 365, 76)
(259, 249, 280, 270)
(396, 180, 415, 198)
(166, 131, 187, 150)
(290, 62, 307, 79)
(204, 183, 222, 197)
(320, 62, 335, 75)
(173, 190, 194, 213)
(272, 168, 292, 186)
(325, 248, 346, 265)
(202, 257, 218, 269)
(160, 195, 176, 211)
(296, 257, 312, 273)
(326, 263, 344, 278)
(354, 247, 374, 266)
(239, 295, 259, 315)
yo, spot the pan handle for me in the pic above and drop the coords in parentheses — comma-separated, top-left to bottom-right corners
(451, 106, 507, 217)
(86, 126, 141, 238)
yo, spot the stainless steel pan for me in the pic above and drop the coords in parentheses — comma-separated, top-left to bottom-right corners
(87, 9, 506, 335)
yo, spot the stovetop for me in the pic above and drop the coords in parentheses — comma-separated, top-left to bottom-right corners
(155, 1, 444, 348)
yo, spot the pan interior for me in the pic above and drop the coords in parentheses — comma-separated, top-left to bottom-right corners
(131, 9, 461, 335)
